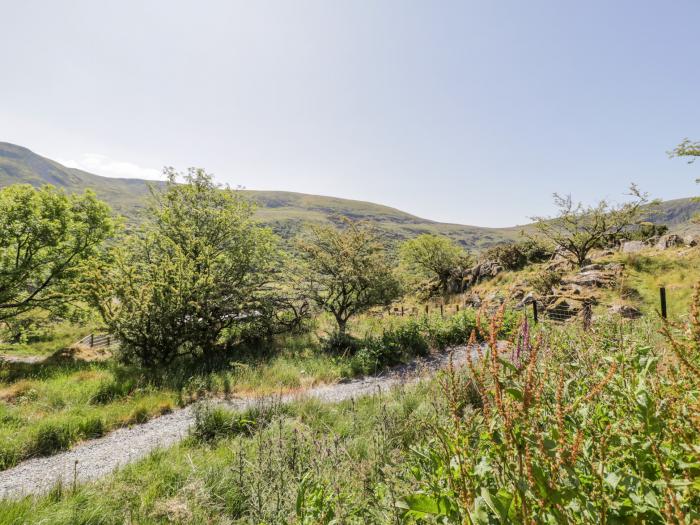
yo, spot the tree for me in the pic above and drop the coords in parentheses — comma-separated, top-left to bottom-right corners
(0, 184, 114, 321)
(530, 185, 649, 268)
(669, 138, 700, 168)
(399, 234, 470, 293)
(87, 168, 277, 368)
(297, 220, 400, 336)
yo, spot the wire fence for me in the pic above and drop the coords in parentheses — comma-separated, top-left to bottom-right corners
(378, 285, 676, 331)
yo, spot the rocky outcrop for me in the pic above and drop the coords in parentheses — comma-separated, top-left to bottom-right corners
(609, 304, 642, 319)
(621, 240, 646, 253)
(655, 234, 685, 250)
(546, 298, 583, 321)
(683, 235, 698, 247)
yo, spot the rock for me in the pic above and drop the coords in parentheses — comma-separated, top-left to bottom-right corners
(683, 235, 698, 247)
(621, 240, 646, 253)
(655, 234, 684, 250)
(515, 291, 536, 309)
(565, 270, 616, 288)
(546, 298, 582, 321)
(579, 263, 603, 272)
(463, 293, 482, 308)
(609, 304, 642, 319)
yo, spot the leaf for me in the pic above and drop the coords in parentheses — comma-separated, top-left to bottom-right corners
(396, 494, 453, 517)
(481, 487, 513, 523)
(605, 471, 622, 490)
(505, 387, 523, 402)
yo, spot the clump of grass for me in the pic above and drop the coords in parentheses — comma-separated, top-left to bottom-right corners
(31, 422, 72, 456)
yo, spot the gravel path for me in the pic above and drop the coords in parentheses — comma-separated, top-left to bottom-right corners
(0, 346, 471, 500)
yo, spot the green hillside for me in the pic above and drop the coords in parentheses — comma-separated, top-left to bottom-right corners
(1, 141, 698, 248)
(0, 142, 517, 248)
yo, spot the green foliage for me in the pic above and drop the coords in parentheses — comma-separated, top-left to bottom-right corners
(31, 421, 72, 456)
(400, 233, 471, 293)
(0, 184, 114, 321)
(531, 185, 649, 267)
(484, 239, 552, 271)
(87, 168, 279, 368)
(298, 220, 401, 335)
(400, 314, 700, 524)
(528, 268, 563, 297)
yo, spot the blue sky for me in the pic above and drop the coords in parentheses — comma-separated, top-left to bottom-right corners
(1, 1, 698, 226)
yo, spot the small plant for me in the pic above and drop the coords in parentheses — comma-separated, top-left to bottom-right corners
(31, 422, 72, 456)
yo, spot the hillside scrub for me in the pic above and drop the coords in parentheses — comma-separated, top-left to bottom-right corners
(531, 185, 649, 267)
(3, 303, 699, 523)
(399, 304, 700, 523)
(298, 220, 401, 338)
(400, 234, 471, 295)
(86, 169, 279, 369)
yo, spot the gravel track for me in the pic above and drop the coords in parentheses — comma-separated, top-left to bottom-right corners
(0, 346, 471, 500)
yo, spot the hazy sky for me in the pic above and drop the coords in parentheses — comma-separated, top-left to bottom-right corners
(2, 1, 698, 226)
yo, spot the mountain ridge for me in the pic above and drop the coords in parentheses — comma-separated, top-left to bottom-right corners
(1, 141, 698, 248)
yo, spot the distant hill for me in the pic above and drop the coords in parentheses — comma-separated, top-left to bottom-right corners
(1, 141, 698, 248)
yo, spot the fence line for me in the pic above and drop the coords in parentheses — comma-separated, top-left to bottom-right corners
(74, 333, 119, 350)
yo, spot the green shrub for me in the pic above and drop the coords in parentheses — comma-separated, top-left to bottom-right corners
(31, 422, 72, 456)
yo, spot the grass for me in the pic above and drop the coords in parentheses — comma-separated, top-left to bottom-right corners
(1, 306, 699, 523)
(0, 382, 436, 524)
(0, 321, 92, 358)
(0, 311, 474, 472)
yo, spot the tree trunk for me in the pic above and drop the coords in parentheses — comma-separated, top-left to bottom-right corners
(336, 317, 347, 336)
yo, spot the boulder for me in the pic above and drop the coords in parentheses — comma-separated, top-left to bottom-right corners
(655, 234, 684, 250)
(546, 298, 582, 321)
(609, 304, 642, 319)
(565, 270, 616, 288)
(621, 240, 646, 253)
(683, 235, 698, 247)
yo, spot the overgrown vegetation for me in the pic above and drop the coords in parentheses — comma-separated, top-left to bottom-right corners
(3, 296, 699, 523)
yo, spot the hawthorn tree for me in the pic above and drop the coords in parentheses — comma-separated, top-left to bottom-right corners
(399, 234, 470, 293)
(297, 220, 400, 336)
(530, 185, 649, 268)
(669, 138, 700, 168)
(0, 184, 114, 321)
(87, 168, 277, 368)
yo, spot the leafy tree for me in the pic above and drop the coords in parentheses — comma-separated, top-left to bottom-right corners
(0, 184, 114, 321)
(297, 220, 400, 336)
(669, 138, 700, 169)
(400, 234, 470, 293)
(530, 185, 649, 268)
(87, 168, 277, 368)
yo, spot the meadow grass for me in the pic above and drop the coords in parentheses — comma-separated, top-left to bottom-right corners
(0, 305, 698, 523)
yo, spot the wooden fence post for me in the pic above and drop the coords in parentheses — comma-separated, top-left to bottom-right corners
(90, 333, 94, 348)
(425, 304, 429, 315)
(401, 306, 404, 317)
(660, 287, 667, 319)
(532, 301, 538, 324)
(440, 304, 444, 317)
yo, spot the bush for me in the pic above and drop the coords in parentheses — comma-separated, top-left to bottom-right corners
(528, 269, 563, 296)
(320, 332, 360, 355)
(484, 240, 552, 271)
(31, 422, 72, 456)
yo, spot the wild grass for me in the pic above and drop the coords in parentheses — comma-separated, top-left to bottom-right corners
(1, 296, 699, 523)
(0, 383, 437, 524)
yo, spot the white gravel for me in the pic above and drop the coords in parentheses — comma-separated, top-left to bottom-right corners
(0, 346, 471, 500)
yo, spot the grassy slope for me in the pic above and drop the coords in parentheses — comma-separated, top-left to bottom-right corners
(5, 141, 698, 249)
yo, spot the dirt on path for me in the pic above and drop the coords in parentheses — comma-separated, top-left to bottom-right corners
(0, 346, 472, 500)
